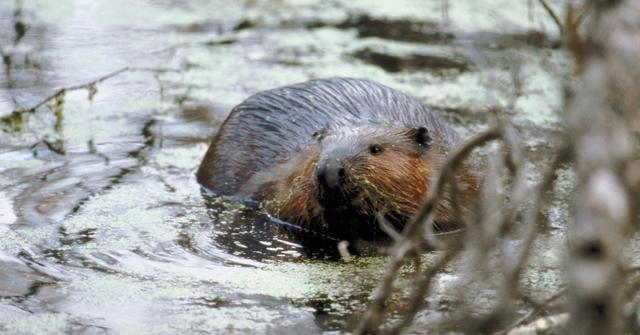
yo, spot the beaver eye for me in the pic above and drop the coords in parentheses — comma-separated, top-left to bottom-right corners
(312, 131, 322, 141)
(312, 128, 326, 141)
(369, 145, 383, 155)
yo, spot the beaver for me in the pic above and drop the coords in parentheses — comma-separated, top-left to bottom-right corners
(197, 78, 480, 241)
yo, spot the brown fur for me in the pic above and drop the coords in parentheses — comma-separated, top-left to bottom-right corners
(259, 149, 322, 226)
(197, 78, 481, 239)
(243, 124, 480, 234)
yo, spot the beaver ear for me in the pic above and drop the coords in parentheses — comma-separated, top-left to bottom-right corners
(411, 126, 431, 148)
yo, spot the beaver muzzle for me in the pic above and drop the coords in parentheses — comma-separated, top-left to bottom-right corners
(316, 156, 346, 192)
(315, 154, 362, 227)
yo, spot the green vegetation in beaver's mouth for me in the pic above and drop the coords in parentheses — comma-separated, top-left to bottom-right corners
(355, 173, 402, 215)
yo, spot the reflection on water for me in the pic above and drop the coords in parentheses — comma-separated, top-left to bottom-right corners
(0, 0, 574, 333)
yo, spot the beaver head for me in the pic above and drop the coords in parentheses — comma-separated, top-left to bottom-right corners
(261, 123, 478, 240)
(197, 78, 482, 243)
(315, 124, 433, 223)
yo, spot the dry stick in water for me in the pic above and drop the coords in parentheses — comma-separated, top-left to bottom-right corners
(377, 214, 402, 242)
(352, 127, 502, 335)
(507, 313, 569, 335)
(456, 123, 529, 332)
(537, 0, 564, 37)
(498, 286, 568, 335)
(393, 123, 524, 334)
(502, 149, 567, 287)
(489, 149, 568, 334)
(479, 147, 568, 333)
(10, 66, 181, 115)
(387, 236, 463, 334)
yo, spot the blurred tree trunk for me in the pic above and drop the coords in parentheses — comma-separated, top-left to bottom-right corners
(565, 1, 640, 334)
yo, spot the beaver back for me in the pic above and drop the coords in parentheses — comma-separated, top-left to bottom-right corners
(197, 78, 459, 196)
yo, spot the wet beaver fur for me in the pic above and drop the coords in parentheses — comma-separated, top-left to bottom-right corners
(197, 78, 480, 241)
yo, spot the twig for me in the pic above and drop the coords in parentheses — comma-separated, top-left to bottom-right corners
(537, 0, 564, 37)
(154, 36, 236, 54)
(337, 241, 352, 262)
(476, 145, 567, 333)
(506, 312, 569, 335)
(377, 214, 402, 242)
(504, 148, 567, 277)
(387, 237, 463, 334)
(493, 122, 527, 236)
(353, 127, 502, 335)
(497, 286, 567, 335)
(447, 122, 528, 333)
(501, 122, 523, 175)
(9, 66, 181, 115)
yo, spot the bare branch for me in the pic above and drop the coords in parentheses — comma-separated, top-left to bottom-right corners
(537, 0, 564, 37)
(386, 237, 463, 334)
(353, 127, 502, 335)
(507, 312, 569, 335)
(6, 66, 180, 117)
(498, 286, 567, 335)
(377, 214, 402, 242)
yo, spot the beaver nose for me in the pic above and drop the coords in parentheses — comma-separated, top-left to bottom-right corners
(316, 157, 346, 190)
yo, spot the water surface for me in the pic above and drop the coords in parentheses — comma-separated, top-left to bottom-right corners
(0, 1, 586, 333)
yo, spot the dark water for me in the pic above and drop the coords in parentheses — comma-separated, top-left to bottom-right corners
(0, 0, 591, 334)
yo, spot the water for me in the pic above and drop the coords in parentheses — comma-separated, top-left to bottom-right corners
(0, 0, 592, 334)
